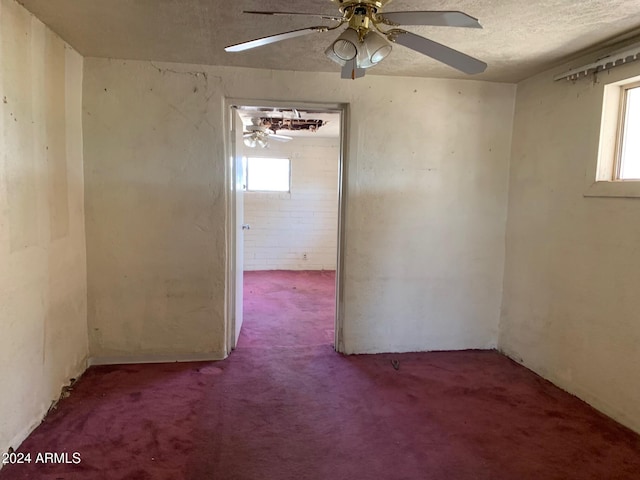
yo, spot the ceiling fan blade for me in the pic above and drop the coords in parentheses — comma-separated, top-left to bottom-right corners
(225, 27, 326, 52)
(380, 11, 482, 28)
(270, 134, 293, 142)
(244, 11, 344, 22)
(391, 31, 487, 75)
(341, 58, 366, 80)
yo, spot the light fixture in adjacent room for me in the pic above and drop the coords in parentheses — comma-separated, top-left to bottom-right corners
(243, 135, 259, 148)
(243, 130, 271, 149)
(243, 118, 293, 149)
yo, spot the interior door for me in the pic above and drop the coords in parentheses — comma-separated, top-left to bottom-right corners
(232, 109, 246, 348)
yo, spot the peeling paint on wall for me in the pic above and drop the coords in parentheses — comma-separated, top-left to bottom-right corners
(0, 0, 88, 457)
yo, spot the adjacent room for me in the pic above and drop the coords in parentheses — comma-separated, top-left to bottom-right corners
(1, 0, 640, 478)
(235, 106, 341, 349)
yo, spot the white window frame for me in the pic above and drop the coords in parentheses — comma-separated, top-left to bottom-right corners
(244, 156, 291, 193)
(614, 81, 640, 181)
(586, 73, 640, 198)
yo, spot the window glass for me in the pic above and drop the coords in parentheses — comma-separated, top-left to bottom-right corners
(618, 86, 640, 180)
(246, 157, 290, 192)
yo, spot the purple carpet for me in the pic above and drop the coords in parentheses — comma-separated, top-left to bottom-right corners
(2, 270, 639, 479)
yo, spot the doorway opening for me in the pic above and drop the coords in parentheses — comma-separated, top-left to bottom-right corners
(225, 100, 348, 355)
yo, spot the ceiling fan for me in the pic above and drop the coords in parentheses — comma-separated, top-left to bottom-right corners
(243, 118, 293, 148)
(225, 0, 487, 79)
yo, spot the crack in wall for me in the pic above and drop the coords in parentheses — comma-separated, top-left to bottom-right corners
(150, 61, 208, 80)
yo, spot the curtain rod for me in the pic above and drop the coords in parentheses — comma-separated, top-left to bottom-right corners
(554, 42, 640, 81)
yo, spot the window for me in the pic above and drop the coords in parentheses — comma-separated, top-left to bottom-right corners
(245, 157, 290, 192)
(616, 83, 640, 180)
(587, 75, 640, 197)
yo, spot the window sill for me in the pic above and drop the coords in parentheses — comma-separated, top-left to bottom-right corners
(584, 180, 640, 198)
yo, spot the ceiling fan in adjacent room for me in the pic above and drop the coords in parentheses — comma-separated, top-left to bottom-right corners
(243, 118, 293, 148)
(225, 0, 487, 79)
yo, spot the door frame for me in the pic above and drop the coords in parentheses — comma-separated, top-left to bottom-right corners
(223, 98, 350, 355)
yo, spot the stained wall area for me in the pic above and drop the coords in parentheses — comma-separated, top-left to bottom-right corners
(242, 136, 340, 271)
(82, 58, 516, 359)
(82, 60, 228, 363)
(500, 55, 640, 434)
(0, 0, 87, 453)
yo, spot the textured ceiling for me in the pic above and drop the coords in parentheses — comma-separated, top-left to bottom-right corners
(16, 0, 640, 82)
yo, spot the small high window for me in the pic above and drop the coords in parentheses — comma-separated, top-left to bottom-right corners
(616, 83, 640, 180)
(589, 76, 640, 197)
(245, 157, 290, 192)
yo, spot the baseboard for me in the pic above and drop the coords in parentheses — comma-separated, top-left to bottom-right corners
(88, 351, 227, 366)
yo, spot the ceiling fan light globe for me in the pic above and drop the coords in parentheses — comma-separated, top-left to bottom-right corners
(333, 39, 357, 61)
(362, 31, 392, 65)
(325, 45, 347, 66)
(244, 136, 257, 148)
(371, 44, 392, 63)
(257, 137, 268, 148)
(357, 47, 374, 69)
(330, 27, 360, 61)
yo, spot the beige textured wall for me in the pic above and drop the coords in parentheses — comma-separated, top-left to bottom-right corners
(0, 0, 87, 453)
(82, 61, 227, 363)
(83, 58, 516, 358)
(500, 57, 640, 434)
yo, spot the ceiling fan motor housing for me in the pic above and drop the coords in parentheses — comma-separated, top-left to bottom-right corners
(331, 0, 392, 14)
